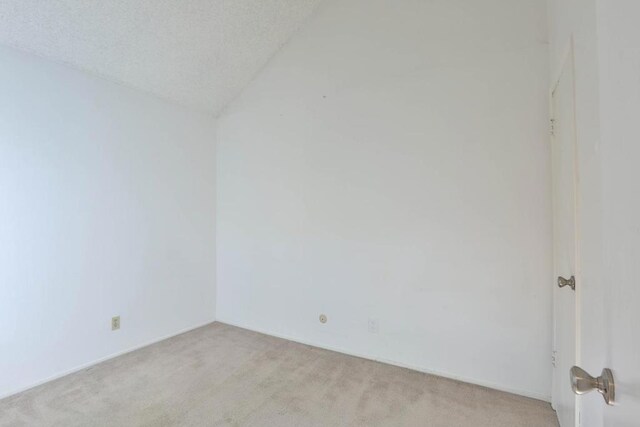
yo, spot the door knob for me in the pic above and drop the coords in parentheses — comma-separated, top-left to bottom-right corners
(570, 366, 615, 405)
(557, 275, 575, 290)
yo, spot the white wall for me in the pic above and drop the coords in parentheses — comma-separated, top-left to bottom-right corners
(217, 0, 552, 399)
(0, 46, 216, 398)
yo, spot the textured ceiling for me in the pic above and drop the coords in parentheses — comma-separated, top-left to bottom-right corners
(0, 0, 322, 115)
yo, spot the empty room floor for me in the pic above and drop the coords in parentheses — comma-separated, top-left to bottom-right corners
(0, 323, 558, 427)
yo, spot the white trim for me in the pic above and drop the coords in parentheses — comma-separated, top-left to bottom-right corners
(216, 319, 552, 403)
(0, 319, 216, 401)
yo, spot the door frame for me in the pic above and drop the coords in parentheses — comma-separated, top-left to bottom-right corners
(549, 38, 582, 426)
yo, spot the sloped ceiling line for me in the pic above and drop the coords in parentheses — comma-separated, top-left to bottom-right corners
(0, 0, 323, 115)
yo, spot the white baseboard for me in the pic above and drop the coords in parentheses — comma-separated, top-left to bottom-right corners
(1, 319, 216, 401)
(216, 318, 552, 403)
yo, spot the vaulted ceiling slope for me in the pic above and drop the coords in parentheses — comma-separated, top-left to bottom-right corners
(0, 0, 322, 115)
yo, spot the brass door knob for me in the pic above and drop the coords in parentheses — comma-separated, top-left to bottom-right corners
(558, 275, 576, 290)
(570, 366, 615, 405)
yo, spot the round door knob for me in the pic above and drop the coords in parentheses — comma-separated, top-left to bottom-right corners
(557, 275, 576, 290)
(570, 366, 615, 405)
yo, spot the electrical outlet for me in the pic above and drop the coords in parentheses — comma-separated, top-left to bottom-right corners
(368, 318, 379, 334)
(111, 316, 120, 331)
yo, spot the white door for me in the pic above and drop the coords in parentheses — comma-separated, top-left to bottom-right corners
(578, 1, 640, 425)
(551, 50, 578, 427)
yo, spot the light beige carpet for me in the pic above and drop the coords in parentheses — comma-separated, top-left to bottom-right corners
(0, 323, 558, 427)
